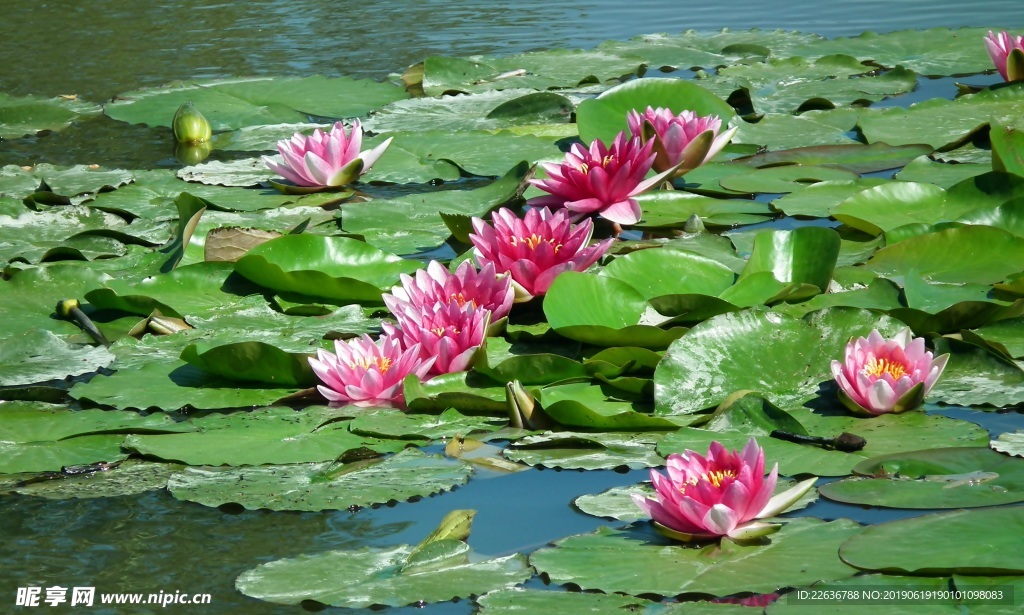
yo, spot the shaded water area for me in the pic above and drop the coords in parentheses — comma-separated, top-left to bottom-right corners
(3, 1, 1024, 613)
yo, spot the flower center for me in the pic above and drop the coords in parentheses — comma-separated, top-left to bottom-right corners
(431, 325, 461, 337)
(683, 469, 737, 491)
(862, 357, 907, 380)
(578, 155, 615, 175)
(349, 356, 392, 374)
(449, 292, 476, 308)
(510, 233, 562, 252)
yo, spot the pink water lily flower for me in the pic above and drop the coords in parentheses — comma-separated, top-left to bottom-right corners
(632, 439, 816, 542)
(527, 131, 677, 226)
(627, 106, 737, 178)
(831, 328, 949, 416)
(469, 207, 614, 301)
(383, 301, 490, 377)
(308, 334, 434, 408)
(384, 260, 513, 324)
(263, 120, 392, 189)
(985, 31, 1024, 82)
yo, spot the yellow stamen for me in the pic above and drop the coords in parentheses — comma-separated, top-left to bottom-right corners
(681, 469, 737, 491)
(862, 357, 907, 380)
(348, 356, 392, 374)
(431, 326, 460, 337)
(509, 234, 562, 253)
(450, 292, 476, 308)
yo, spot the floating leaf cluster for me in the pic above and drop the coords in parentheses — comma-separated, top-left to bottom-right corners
(1, 25, 1024, 611)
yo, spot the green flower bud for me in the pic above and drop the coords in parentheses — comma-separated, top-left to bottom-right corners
(172, 102, 212, 143)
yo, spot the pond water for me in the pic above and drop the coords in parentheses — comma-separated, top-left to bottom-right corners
(3, 1, 1024, 613)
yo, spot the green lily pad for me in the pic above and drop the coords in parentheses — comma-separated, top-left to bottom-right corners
(928, 337, 1024, 407)
(719, 165, 859, 194)
(732, 112, 859, 150)
(179, 341, 315, 387)
(654, 307, 905, 415)
(234, 234, 421, 305)
(530, 518, 860, 598)
(820, 446, 1024, 508)
(895, 155, 989, 188)
(839, 506, 1024, 575)
(831, 181, 958, 236)
(341, 161, 530, 256)
(504, 431, 667, 470)
(857, 83, 1024, 149)
(403, 372, 509, 416)
(534, 381, 681, 431)
(601, 247, 737, 301)
(0, 402, 188, 474)
(992, 431, 1024, 457)
(70, 355, 304, 412)
(866, 225, 1024, 285)
(738, 227, 841, 291)
(543, 272, 687, 349)
(123, 406, 400, 466)
(779, 173, 899, 218)
(0, 329, 114, 387)
(236, 541, 530, 608)
(0, 93, 102, 138)
(576, 78, 736, 145)
(11, 460, 180, 500)
(104, 76, 406, 130)
(735, 143, 933, 175)
(167, 448, 472, 511)
(789, 27, 996, 76)
(709, 56, 917, 115)
(633, 191, 774, 229)
(0, 435, 128, 475)
(347, 408, 506, 441)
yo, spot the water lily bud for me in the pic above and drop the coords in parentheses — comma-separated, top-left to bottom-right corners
(172, 102, 212, 143)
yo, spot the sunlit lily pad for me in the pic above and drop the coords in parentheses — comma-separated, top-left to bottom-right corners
(0, 93, 102, 139)
(543, 272, 687, 349)
(576, 78, 736, 145)
(858, 83, 1024, 149)
(234, 234, 422, 305)
(991, 431, 1024, 457)
(403, 372, 508, 416)
(654, 307, 905, 415)
(530, 518, 860, 598)
(104, 76, 407, 130)
(124, 406, 401, 466)
(236, 541, 530, 608)
(167, 448, 472, 511)
(789, 27, 996, 76)
(341, 161, 530, 256)
(928, 337, 1024, 407)
(347, 408, 506, 441)
(70, 356, 304, 412)
(0, 330, 114, 387)
(820, 447, 1024, 508)
(504, 431, 666, 470)
(0, 402, 188, 474)
(839, 506, 1024, 575)
(11, 460, 180, 500)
